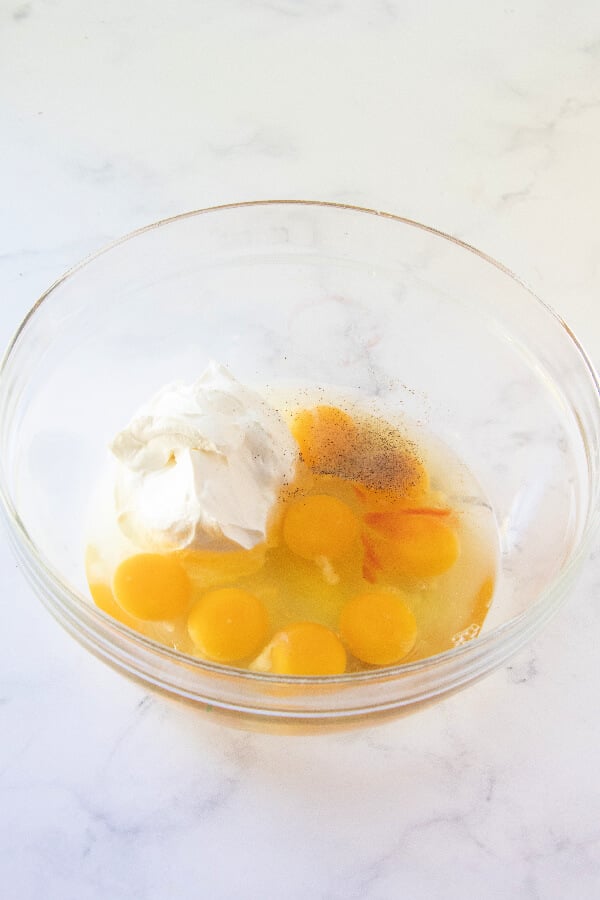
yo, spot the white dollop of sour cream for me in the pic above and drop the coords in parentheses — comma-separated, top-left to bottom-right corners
(110, 362, 299, 552)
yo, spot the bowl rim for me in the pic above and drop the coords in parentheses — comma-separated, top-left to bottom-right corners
(1, 199, 599, 689)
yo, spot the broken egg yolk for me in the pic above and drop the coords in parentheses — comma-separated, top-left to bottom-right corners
(187, 587, 269, 663)
(339, 591, 417, 665)
(363, 510, 459, 580)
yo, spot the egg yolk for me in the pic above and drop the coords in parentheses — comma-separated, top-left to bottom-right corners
(352, 459, 429, 509)
(177, 543, 266, 589)
(89, 582, 131, 623)
(269, 622, 347, 675)
(472, 574, 495, 620)
(291, 405, 358, 472)
(283, 494, 360, 562)
(187, 588, 269, 663)
(113, 553, 192, 621)
(292, 404, 431, 505)
(340, 591, 418, 665)
(363, 510, 459, 580)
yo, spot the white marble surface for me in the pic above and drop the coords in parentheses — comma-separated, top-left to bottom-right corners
(1, 2, 600, 898)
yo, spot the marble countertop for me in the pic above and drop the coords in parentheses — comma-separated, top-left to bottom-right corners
(1, 2, 599, 898)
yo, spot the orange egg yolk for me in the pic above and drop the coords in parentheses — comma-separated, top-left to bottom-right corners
(283, 494, 360, 562)
(113, 553, 192, 621)
(291, 405, 358, 472)
(269, 622, 347, 675)
(352, 461, 429, 509)
(187, 588, 269, 663)
(89, 581, 136, 626)
(177, 544, 266, 589)
(340, 591, 418, 665)
(292, 404, 430, 504)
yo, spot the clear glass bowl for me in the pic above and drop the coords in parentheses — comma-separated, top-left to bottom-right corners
(1, 201, 598, 732)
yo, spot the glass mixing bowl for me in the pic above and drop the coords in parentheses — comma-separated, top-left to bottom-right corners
(1, 201, 598, 732)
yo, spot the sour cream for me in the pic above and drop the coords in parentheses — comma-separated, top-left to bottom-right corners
(110, 362, 299, 552)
